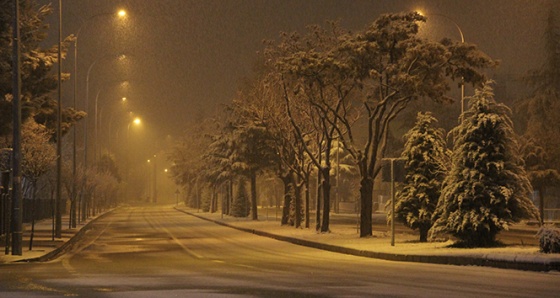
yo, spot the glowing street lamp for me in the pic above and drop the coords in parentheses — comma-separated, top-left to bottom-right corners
(73, 8, 127, 166)
(416, 10, 466, 119)
(72, 9, 126, 225)
(125, 116, 142, 201)
(94, 83, 130, 163)
(85, 53, 129, 170)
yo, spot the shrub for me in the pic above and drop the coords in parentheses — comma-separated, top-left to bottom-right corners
(538, 225, 560, 253)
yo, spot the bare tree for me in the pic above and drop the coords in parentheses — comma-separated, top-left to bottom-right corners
(19, 120, 56, 250)
(265, 13, 496, 237)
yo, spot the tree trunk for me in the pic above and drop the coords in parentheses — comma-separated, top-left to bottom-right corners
(294, 174, 302, 228)
(228, 179, 233, 215)
(419, 225, 429, 243)
(315, 169, 322, 231)
(210, 187, 216, 213)
(250, 172, 258, 220)
(359, 176, 374, 237)
(320, 167, 331, 233)
(70, 194, 76, 228)
(304, 177, 310, 229)
(29, 181, 37, 251)
(280, 174, 291, 225)
(82, 193, 88, 221)
(539, 187, 545, 226)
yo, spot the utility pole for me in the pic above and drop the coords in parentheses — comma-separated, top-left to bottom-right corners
(55, 0, 63, 238)
(10, 0, 23, 255)
(382, 157, 406, 247)
(153, 155, 157, 203)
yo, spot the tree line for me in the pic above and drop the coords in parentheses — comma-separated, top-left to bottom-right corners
(0, 1, 122, 244)
(169, 9, 560, 247)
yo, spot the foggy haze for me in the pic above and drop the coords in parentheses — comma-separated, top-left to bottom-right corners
(41, 0, 548, 165)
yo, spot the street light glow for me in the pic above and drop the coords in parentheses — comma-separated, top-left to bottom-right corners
(118, 9, 126, 17)
(133, 117, 141, 125)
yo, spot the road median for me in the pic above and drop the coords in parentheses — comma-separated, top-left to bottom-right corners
(175, 207, 560, 272)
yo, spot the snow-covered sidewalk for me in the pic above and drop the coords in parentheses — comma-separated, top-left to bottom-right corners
(0, 210, 112, 264)
(176, 207, 560, 272)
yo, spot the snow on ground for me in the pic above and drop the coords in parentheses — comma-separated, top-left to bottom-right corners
(181, 207, 560, 264)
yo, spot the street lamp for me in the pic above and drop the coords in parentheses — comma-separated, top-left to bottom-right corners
(72, 10, 126, 226)
(417, 10, 466, 119)
(85, 54, 128, 170)
(94, 80, 130, 165)
(104, 96, 130, 154)
(127, 117, 141, 140)
(126, 117, 141, 201)
(152, 154, 158, 203)
(147, 159, 152, 202)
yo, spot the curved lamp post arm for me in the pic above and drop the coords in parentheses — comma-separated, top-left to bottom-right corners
(420, 11, 466, 117)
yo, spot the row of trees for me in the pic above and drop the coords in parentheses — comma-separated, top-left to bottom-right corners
(169, 12, 500, 238)
(1, 0, 122, 243)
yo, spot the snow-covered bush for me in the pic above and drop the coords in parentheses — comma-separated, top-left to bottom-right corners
(393, 112, 448, 242)
(430, 83, 539, 247)
(538, 225, 560, 253)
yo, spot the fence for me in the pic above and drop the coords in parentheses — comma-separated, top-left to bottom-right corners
(544, 208, 560, 223)
(0, 192, 9, 237)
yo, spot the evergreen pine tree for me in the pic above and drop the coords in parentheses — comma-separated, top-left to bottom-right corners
(394, 112, 448, 242)
(431, 82, 539, 247)
(231, 178, 250, 217)
(200, 186, 212, 212)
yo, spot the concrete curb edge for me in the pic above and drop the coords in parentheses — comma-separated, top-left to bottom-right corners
(18, 209, 117, 263)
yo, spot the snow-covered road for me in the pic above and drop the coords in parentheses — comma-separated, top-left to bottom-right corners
(0, 205, 557, 297)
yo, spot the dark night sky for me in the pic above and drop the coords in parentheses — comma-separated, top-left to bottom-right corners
(39, 0, 549, 162)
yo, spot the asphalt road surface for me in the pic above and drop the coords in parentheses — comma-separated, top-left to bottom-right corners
(0, 206, 557, 297)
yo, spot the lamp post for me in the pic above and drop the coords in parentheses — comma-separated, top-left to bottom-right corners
(147, 159, 152, 202)
(94, 80, 129, 165)
(126, 117, 141, 201)
(72, 9, 126, 227)
(105, 96, 128, 154)
(382, 157, 406, 247)
(153, 155, 157, 203)
(10, 0, 23, 255)
(418, 11, 466, 119)
(85, 54, 127, 171)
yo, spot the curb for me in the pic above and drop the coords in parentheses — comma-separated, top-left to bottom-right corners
(176, 208, 560, 272)
(17, 209, 117, 263)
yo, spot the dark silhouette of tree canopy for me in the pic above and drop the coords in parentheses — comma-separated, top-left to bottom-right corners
(515, 2, 560, 223)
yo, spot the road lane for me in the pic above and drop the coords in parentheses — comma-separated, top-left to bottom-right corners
(0, 205, 557, 297)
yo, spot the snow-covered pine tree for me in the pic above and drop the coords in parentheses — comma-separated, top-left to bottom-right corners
(394, 112, 448, 242)
(231, 178, 250, 217)
(431, 82, 539, 247)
